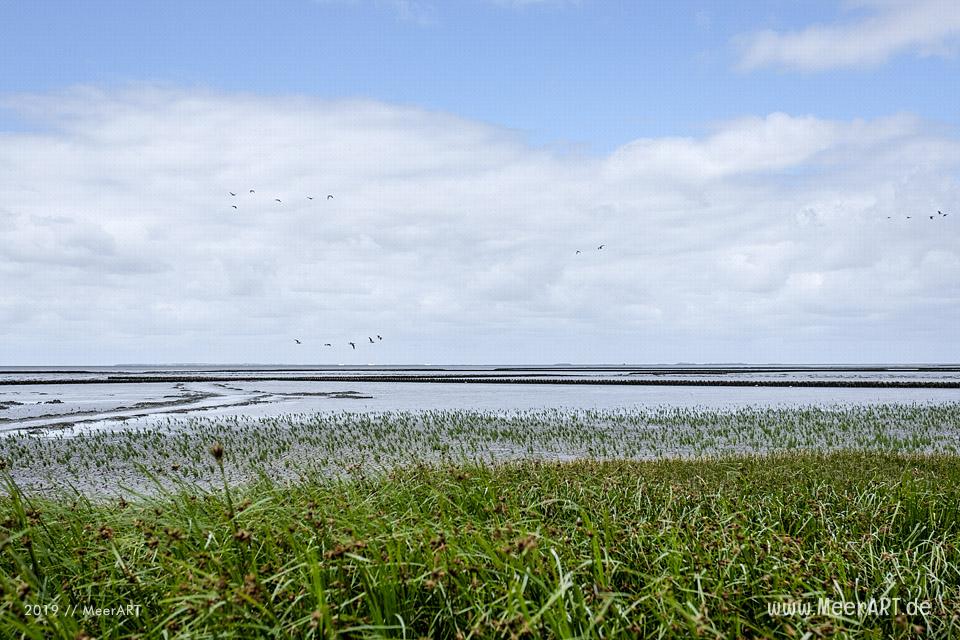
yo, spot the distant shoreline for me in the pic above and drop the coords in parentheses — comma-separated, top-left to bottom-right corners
(3, 374, 960, 388)
(4, 364, 960, 373)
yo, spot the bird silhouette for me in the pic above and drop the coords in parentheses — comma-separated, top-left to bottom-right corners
(597, 245, 605, 250)
(249, 189, 255, 193)
(368, 336, 375, 344)
(327, 195, 334, 200)
(323, 343, 332, 347)
(231, 205, 238, 209)
(307, 196, 314, 200)
(907, 216, 912, 219)
(294, 339, 301, 344)
(576, 250, 581, 254)
(930, 216, 935, 220)
(275, 198, 282, 203)
(348, 342, 356, 350)
(229, 192, 236, 196)
(377, 335, 383, 341)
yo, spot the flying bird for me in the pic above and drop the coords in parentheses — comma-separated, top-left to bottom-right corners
(348, 342, 356, 350)
(307, 196, 314, 200)
(275, 198, 282, 203)
(229, 192, 236, 196)
(369, 336, 375, 344)
(930, 216, 935, 220)
(231, 205, 238, 209)
(294, 339, 301, 344)
(377, 335, 383, 341)
(324, 343, 332, 347)
(249, 189, 255, 193)
(597, 245, 605, 250)
(906, 216, 912, 219)
(576, 250, 581, 254)
(327, 195, 334, 200)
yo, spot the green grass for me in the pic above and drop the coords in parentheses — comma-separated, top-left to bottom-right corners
(3, 450, 960, 638)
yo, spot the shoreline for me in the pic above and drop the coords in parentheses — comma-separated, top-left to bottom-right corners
(4, 375, 960, 388)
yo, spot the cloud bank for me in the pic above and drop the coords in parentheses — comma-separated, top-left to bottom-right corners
(1, 87, 958, 364)
(737, 0, 960, 71)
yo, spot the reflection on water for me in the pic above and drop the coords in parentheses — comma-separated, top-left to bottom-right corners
(2, 365, 959, 434)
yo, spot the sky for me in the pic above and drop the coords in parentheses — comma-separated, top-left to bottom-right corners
(1, 0, 959, 365)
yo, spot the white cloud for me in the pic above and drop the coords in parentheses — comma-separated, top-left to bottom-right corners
(736, 0, 960, 71)
(1, 87, 958, 364)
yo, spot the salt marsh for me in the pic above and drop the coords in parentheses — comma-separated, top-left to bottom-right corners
(3, 403, 959, 497)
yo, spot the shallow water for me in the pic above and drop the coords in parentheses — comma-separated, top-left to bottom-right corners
(2, 365, 959, 434)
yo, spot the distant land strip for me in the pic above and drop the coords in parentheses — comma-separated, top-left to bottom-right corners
(2, 376, 960, 388)
(4, 366, 960, 375)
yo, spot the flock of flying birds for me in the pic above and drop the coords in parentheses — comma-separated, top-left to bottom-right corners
(227, 189, 334, 210)
(226, 188, 387, 352)
(225, 186, 614, 352)
(575, 245, 604, 254)
(226, 187, 950, 352)
(889, 210, 949, 220)
(293, 335, 383, 350)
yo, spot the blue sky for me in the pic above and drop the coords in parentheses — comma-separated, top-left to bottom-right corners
(1, 0, 959, 364)
(2, 1, 957, 150)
